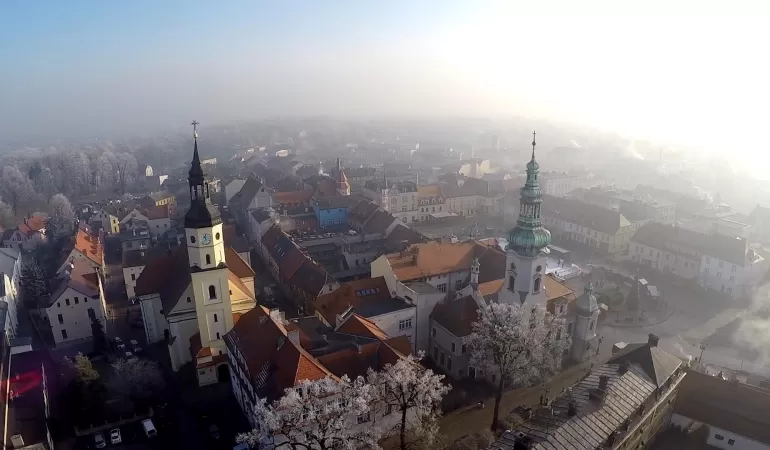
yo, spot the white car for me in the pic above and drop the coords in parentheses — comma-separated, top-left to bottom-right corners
(109, 428, 122, 445)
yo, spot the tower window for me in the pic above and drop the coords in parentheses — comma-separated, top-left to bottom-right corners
(533, 277, 542, 294)
(508, 275, 515, 291)
(190, 236, 196, 244)
(206, 254, 211, 265)
(215, 232, 220, 241)
(214, 313, 218, 323)
(208, 285, 217, 299)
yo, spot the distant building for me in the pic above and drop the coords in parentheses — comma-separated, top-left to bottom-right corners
(362, 178, 420, 224)
(140, 190, 176, 209)
(312, 196, 358, 230)
(45, 260, 106, 345)
(0, 214, 47, 251)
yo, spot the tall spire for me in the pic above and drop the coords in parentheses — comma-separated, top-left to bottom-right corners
(506, 131, 550, 257)
(189, 120, 204, 187)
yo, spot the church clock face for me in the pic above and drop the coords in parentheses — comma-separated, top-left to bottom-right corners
(200, 233, 212, 245)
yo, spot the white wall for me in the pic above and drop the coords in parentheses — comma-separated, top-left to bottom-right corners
(225, 180, 247, 204)
(370, 307, 416, 351)
(147, 218, 172, 238)
(706, 424, 770, 450)
(139, 294, 167, 343)
(123, 265, 145, 299)
(47, 286, 105, 344)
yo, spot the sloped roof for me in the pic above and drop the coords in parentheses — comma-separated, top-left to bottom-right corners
(363, 209, 396, 235)
(229, 175, 264, 209)
(272, 190, 313, 205)
(222, 223, 250, 253)
(385, 224, 427, 246)
(144, 204, 171, 220)
(49, 260, 100, 306)
(289, 260, 334, 298)
(632, 222, 748, 266)
(478, 279, 504, 297)
(73, 228, 103, 266)
(18, 214, 46, 236)
(606, 341, 682, 388)
(147, 190, 173, 201)
(674, 371, 770, 446)
(418, 185, 443, 198)
(430, 296, 479, 338)
(387, 241, 477, 281)
(336, 314, 389, 340)
(542, 194, 631, 235)
(225, 247, 255, 278)
(314, 277, 397, 324)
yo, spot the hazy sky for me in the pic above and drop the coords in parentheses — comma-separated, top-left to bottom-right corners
(2, 0, 769, 170)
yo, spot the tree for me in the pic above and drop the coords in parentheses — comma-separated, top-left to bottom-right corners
(114, 153, 137, 194)
(45, 193, 76, 237)
(108, 358, 165, 404)
(19, 258, 48, 307)
(67, 352, 100, 383)
(0, 200, 14, 229)
(91, 315, 108, 353)
(64, 352, 106, 424)
(236, 376, 380, 450)
(465, 302, 570, 431)
(0, 165, 34, 213)
(367, 354, 449, 450)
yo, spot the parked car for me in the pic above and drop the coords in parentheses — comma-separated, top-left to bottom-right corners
(109, 428, 122, 445)
(93, 432, 106, 448)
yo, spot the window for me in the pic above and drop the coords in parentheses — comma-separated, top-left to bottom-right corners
(57, 303, 60, 308)
(61, 329, 68, 340)
(208, 285, 217, 299)
(715, 434, 724, 441)
(508, 275, 515, 291)
(57, 314, 63, 324)
(398, 319, 412, 330)
(187, 296, 191, 303)
(215, 232, 220, 241)
(216, 332, 221, 339)
(462, 344, 467, 354)
(214, 314, 218, 323)
(451, 342, 456, 352)
(433, 346, 438, 360)
(533, 277, 541, 293)
(131, 273, 136, 281)
(455, 280, 462, 290)
(440, 352, 445, 365)
(437, 283, 447, 292)
(65, 298, 70, 306)
(432, 328, 436, 338)
(190, 236, 196, 243)
(728, 439, 735, 445)
(356, 412, 371, 424)
(447, 357, 452, 371)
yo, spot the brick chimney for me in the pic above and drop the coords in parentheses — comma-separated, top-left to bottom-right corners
(648, 333, 659, 347)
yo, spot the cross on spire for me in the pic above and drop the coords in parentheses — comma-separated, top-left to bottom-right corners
(191, 120, 199, 139)
(531, 130, 537, 160)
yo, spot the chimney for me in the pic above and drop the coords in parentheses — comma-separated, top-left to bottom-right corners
(619, 360, 632, 374)
(648, 333, 659, 347)
(599, 375, 609, 392)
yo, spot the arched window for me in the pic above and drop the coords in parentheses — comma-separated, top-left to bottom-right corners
(533, 277, 542, 293)
(208, 285, 217, 299)
(205, 254, 211, 265)
(190, 235, 196, 244)
(508, 275, 515, 291)
(536, 265, 543, 273)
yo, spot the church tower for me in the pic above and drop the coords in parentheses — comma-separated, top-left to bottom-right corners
(184, 121, 233, 356)
(499, 132, 552, 311)
(336, 158, 350, 196)
(571, 283, 600, 360)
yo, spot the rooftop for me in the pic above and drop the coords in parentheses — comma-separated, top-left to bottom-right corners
(632, 222, 749, 266)
(314, 277, 412, 325)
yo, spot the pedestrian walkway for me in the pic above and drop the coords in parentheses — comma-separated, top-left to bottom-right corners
(440, 356, 607, 440)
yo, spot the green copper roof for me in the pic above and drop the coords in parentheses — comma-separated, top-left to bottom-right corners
(507, 131, 551, 257)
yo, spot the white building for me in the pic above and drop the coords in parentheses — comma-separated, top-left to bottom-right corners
(45, 261, 106, 345)
(136, 128, 257, 386)
(0, 214, 47, 251)
(224, 179, 247, 204)
(0, 248, 22, 339)
(671, 370, 770, 450)
(361, 179, 420, 224)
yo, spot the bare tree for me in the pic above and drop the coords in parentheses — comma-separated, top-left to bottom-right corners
(0, 200, 14, 229)
(114, 153, 137, 194)
(97, 152, 115, 188)
(37, 167, 55, 198)
(236, 376, 380, 450)
(108, 358, 165, 404)
(465, 302, 570, 431)
(46, 193, 76, 237)
(367, 353, 449, 450)
(0, 165, 34, 213)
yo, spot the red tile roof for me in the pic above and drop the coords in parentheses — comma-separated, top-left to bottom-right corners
(144, 204, 171, 220)
(18, 214, 46, 236)
(225, 247, 255, 278)
(336, 314, 389, 340)
(430, 296, 480, 338)
(74, 229, 103, 266)
(272, 190, 314, 205)
(314, 277, 391, 324)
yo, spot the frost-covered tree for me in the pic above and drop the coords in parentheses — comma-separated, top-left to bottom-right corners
(46, 193, 75, 237)
(20, 258, 47, 307)
(236, 376, 381, 450)
(0, 200, 14, 229)
(97, 152, 115, 188)
(0, 165, 34, 213)
(114, 153, 137, 194)
(367, 353, 449, 450)
(465, 302, 570, 430)
(108, 358, 165, 404)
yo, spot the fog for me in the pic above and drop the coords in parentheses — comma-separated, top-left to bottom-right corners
(2, 1, 770, 174)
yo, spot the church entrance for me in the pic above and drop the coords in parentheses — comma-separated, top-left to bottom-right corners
(217, 364, 230, 383)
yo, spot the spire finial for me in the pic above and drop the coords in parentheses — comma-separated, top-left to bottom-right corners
(191, 120, 199, 139)
(531, 130, 537, 160)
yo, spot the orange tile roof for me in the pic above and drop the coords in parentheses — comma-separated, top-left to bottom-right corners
(144, 204, 171, 220)
(387, 241, 477, 281)
(543, 275, 575, 302)
(418, 185, 443, 198)
(336, 314, 389, 340)
(314, 277, 391, 324)
(18, 214, 46, 236)
(74, 228, 103, 266)
(233, 312, 243, 325)
(384, 336, 412, 357)
(225, 247, 255, 278)
(272, 190, 314, 205)
(228, 270, 255, 300)
(478, 279, 504, 296)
